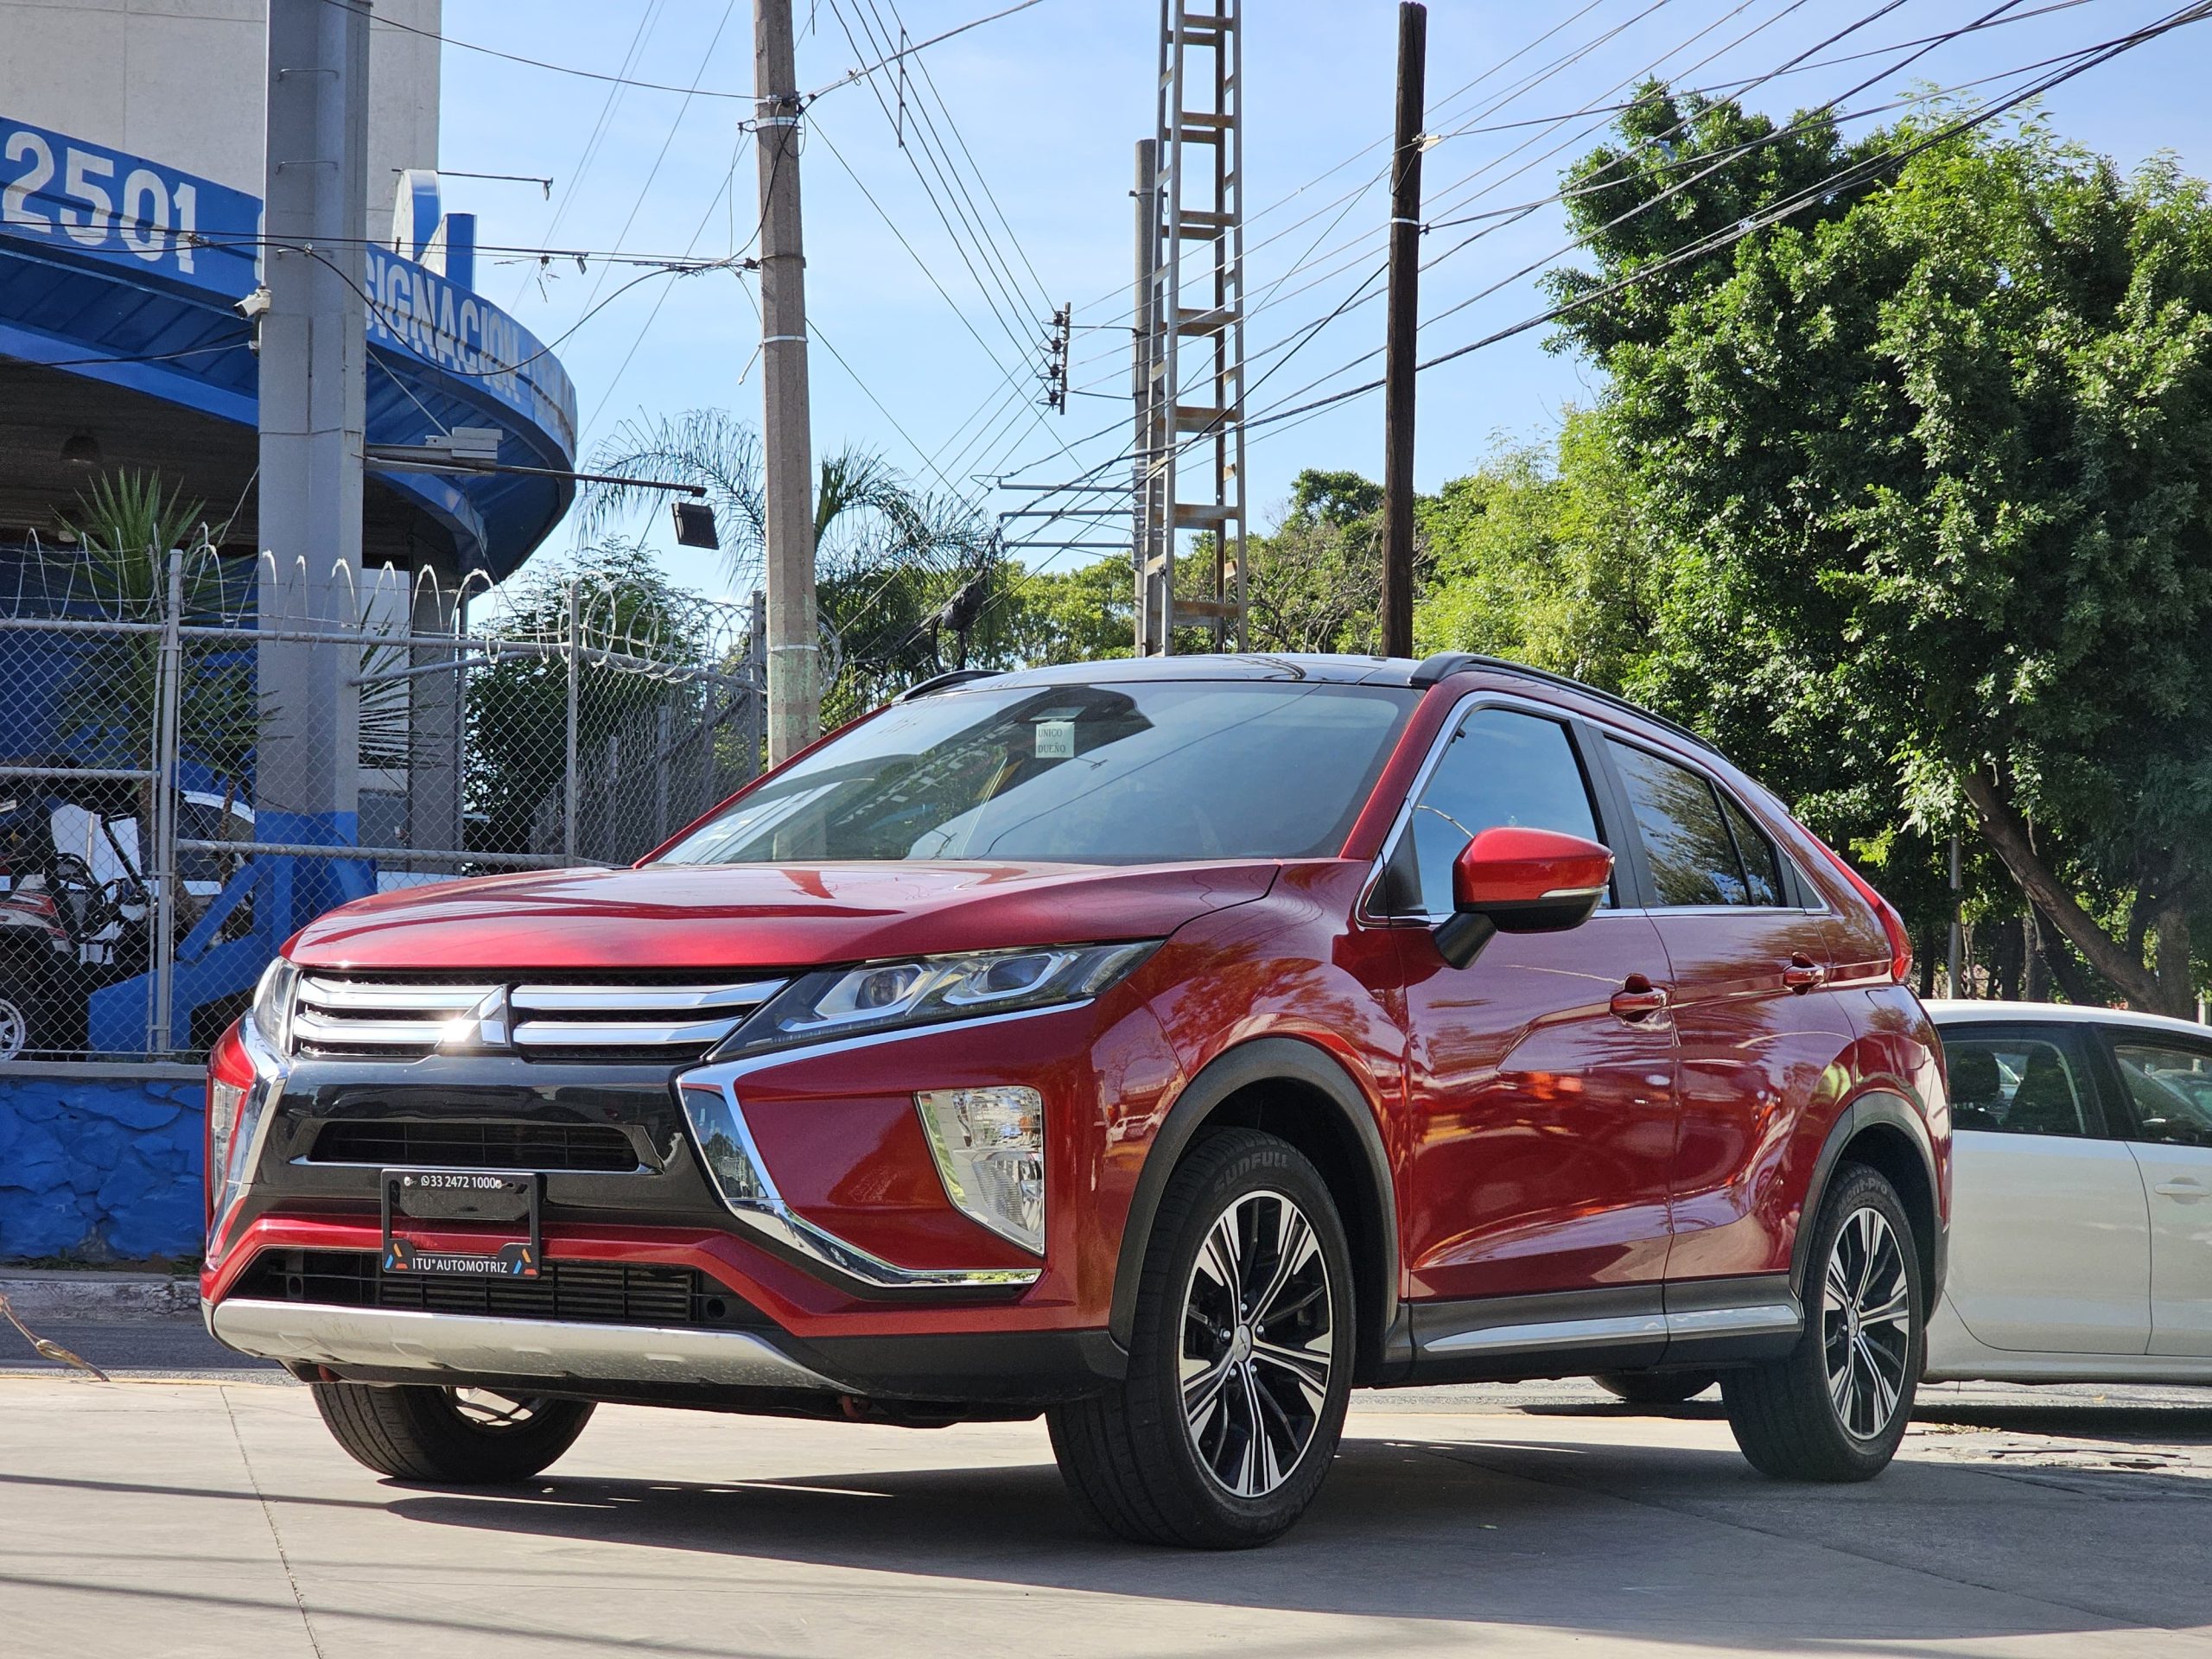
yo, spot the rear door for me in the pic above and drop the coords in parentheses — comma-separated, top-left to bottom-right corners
(1598, 737, 1855, 1285)
(2098, 1027, 2212, 1357)
(1939, 1022, 2150, 1354)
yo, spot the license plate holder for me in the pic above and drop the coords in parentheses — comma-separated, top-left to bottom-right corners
(380, 1169, 543, 1280)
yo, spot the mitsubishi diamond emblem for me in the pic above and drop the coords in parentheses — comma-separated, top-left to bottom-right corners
(440, 986, 512, 1050)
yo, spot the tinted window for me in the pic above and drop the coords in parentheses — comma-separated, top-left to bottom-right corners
(1944, 1036, 2094, 1137)
(2112, 1039, 2212, 1147)
(1607, 741, 1745, 907)
(657, 681, 1417, 867)
(1719, 791, 1785, 906)
(1406, 709, 1603, 915)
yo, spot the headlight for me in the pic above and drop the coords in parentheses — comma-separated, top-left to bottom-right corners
(916, 1085, 1046, 1254)
(248, 957, 300, 1056)
(721, 941, 1157, 1057)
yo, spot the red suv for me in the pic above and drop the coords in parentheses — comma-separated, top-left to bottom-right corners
(202, 654, 1948, 1548)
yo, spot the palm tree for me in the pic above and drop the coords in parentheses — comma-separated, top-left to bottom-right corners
(576, 410, 1003, 721)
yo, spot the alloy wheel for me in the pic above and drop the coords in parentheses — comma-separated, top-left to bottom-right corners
(1179, 1188, 1334, 1499)
(0, 997, 27, 1062)
(1821, 1205, 1913, 1440)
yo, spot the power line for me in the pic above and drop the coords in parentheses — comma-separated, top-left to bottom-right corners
(315, 0, 1052, 106)
(826, 0, 1052, 365)
(997, 0, 2190, 549)
(803, 0, 1053, 100)
(1243, 1, 2212, 442)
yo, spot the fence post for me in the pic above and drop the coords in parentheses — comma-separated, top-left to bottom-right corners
(147, 547, 183, 1056)
(748, 589, 766, 786)
(563, 579, 581, 865)
(654, 701, 671, 847)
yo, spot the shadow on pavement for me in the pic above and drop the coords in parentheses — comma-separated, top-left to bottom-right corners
(370, 1432, 2178, 1649)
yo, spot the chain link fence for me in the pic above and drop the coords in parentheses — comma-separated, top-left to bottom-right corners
(0, 537, 762, 1063)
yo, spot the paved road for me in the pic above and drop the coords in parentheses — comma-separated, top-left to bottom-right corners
(5, 1333, 2212, 1657)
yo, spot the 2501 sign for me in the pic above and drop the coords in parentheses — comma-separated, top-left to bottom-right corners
(2, 127, 203, 272)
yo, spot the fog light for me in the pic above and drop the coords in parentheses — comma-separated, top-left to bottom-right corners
(914, 1086, 1045, 1255)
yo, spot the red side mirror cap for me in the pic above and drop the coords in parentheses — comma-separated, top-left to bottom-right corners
(1451, 826, 1614, 929)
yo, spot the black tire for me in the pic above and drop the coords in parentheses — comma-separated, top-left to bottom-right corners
(1594, 1370, 1720, 1406)
(309, 1382, 594, 1484)
(1723, 1164, 1923, 1481)
(1047, 1128, 1355, 1549)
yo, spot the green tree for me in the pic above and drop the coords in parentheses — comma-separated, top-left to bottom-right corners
(1549, 101, 2212, 1013)
(464, 543, 709, 854)
(578, 411, 998, 722)
(1415, 409, 1661, 690)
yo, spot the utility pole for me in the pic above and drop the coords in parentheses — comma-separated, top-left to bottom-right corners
(1377, 1, 1426, 660)
(258, 0, 369, 906)
(754, 0, 817, 764)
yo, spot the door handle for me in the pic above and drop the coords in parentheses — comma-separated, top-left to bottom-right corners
(1782, 955, 1827, 993)
(2155, 1178, 2209, 1200)
(1611, 976, 1670, 1021)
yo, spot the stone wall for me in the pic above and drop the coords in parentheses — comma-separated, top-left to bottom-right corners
(0, 1065, 205, 1261)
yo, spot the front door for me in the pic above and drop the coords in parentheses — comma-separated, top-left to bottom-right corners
(2102, 1029, 2212, 1357)
(1942, 1023, 2150, 1354)
(1391, 703, 1678, 1302)
(1599, 738, 1860, 1284)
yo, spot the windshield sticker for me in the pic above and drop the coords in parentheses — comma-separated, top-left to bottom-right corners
(1035, 719, 1077, 760)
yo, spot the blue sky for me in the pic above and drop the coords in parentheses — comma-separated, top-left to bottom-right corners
(435, 0, 2212, 601)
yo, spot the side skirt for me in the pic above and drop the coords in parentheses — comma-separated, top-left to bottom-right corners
(1394, 1275, 1803, 1386)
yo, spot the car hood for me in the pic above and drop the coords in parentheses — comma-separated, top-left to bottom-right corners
(283, 860, 1281, 973)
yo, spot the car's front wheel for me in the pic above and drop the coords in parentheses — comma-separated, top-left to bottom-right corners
(310, 1382, 594, 1484)
(1722, 1163, 1922, 1481)
(1048, 1128, 1354, 1548)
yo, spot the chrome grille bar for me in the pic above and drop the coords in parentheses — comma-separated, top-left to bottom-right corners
(289, 974, 785, 1058)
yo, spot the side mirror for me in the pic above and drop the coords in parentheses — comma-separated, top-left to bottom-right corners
(1435, 826, 1614, 968)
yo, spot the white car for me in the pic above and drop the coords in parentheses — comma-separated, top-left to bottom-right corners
(1924, 1000, 2212, 1384)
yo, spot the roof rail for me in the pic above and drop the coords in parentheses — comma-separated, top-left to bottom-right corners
(1408, 652, 1720, 756)
(894, 668, 1002, 702)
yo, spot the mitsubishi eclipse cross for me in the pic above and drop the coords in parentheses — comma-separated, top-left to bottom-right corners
(202, 652, 1950, 1548)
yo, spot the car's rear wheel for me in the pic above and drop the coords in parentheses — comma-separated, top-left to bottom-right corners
(1722, 1163, 1922, 1481)
(309, 1382, 594, 1484)
(1048, 1128, 1354, 1549)
(1594, 1370, 1719, 1406)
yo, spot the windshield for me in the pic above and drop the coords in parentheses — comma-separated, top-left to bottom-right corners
(656, 679, 1417, 867)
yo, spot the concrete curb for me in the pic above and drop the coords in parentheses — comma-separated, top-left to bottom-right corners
(0, 1269, 200, 1323)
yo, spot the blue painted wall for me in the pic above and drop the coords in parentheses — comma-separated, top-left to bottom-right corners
(0, 1067, 203, 1260)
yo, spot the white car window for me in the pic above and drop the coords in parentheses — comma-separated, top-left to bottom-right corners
(1944, 1037, 2093, 1137)
(2113, 1041, 2212, 1149)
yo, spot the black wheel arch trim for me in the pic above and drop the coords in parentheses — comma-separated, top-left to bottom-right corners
(1792, 1091, 1946, 1307)
(1108, 1035, 1401, 1372)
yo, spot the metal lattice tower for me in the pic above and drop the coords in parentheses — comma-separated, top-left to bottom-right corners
(1135, 0, 1247, 655)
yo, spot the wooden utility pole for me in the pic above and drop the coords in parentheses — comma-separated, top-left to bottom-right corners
(755, 0, 818, 762)
(1378, 1, 1426, 660)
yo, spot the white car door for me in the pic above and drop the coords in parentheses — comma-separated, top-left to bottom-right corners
(2104, 1031, 2212, 1357)
(1939, 1025, 2151, 1354)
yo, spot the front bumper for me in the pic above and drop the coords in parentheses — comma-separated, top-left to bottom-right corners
(210, 1298, 843, 1390)
(201, 994, 1183, 1405)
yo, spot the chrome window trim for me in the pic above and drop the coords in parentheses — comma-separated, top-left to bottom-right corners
(676, 1006, 1080, 1293)
(1356, 689, 1617, 927)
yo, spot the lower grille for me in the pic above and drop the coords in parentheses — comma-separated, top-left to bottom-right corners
(240, 1250, 767, 1330)
(308, 1121, 643, 1173)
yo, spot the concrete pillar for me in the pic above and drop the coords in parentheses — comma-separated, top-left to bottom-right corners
(256, 0, 370, 906)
